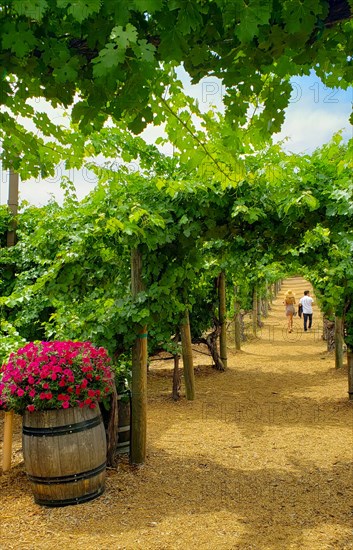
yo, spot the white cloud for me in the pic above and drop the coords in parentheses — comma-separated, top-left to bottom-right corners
(274, 94, 353, 154)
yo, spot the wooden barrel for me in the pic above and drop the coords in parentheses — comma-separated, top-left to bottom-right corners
(117, 392, 131, 455)
(22, 406, 107, 507)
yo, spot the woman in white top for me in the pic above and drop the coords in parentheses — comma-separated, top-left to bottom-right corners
(284, 290, 296, 333)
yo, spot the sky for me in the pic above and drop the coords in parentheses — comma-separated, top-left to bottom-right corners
(0, 71, 352, 207)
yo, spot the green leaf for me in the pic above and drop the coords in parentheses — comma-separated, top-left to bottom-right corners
(133, 0, 163, 13)
(235, 0, 271, 43)
(111, 24, 138, 48)
(135, 39, 156, 62)
(53, 61, 79, 83)
(176, 2, 203, 34)
(92, 44, 125, 77)
(12, 0, 48, 20)
(283, 0, 322, 34)
(1, 23, 37, 58)
(57, 0, 101, 22)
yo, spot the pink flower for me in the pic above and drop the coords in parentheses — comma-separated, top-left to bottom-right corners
(0, 340, 114, 414)
(58, 394, 70, 401)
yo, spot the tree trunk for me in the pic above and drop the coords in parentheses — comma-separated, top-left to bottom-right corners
(234, 286, 241, 351)
(218, 271, 227, 369)
(324, 318, 335, 351)
(180, 308, 195, 400)
(130, 248, 147, 465)
(334, 316, 344, 369)
(206, 325, 225, 371)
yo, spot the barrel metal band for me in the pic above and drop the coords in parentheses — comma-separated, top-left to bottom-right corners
(27, 461, 106, 485)
(138, 333, 148, 339)
(34, 486, 105, 507)
(22, 415, 102, 437)
(117, 425, 130, 433)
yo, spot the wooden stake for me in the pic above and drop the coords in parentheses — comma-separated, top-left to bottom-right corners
(2, 411, 14, 472)
(234, 286, 241, 351)
(130, 248, 147, 465)
(6, 170, 19, 247)
(219, 271, 227, 368)
(334, 316, 343, 369)
(2, 169, 19, 471)
(172, 353, 181, 401)
(257, 294, 262, 328)
(252, 288, 257, 336)
(348, 349, 353, 400)
(180, 308, 195, 400)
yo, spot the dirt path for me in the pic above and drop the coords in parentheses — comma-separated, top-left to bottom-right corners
(1, 277, 352, 550)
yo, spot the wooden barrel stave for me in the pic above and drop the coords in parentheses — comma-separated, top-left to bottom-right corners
(22, 406, 106, 506)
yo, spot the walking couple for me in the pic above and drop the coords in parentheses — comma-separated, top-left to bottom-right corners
(284, 289, 314, 333)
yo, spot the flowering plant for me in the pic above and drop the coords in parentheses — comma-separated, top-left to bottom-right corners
(0, 341, 114, 414)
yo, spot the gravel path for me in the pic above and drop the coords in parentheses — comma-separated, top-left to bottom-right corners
(1, 277, 352, 549)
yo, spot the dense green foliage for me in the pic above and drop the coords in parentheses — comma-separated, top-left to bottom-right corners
(1, 0, 353, 364)
(0, 205, 11, 247)
(1, 133, 352, 362)
(1, 0, 353, 177)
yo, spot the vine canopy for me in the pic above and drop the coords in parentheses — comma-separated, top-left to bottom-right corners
(1, 0, 353, 146)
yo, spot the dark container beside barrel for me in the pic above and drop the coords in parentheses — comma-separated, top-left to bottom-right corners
(117, 391, 131, 455)
(22, 406, 106, 507)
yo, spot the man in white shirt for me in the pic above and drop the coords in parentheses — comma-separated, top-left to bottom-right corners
(299, 290, 314, 332)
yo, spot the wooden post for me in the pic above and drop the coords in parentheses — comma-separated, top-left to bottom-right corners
(180, 308, 195, 400)
(172, 332, 181, 401)
(218, 271, 227, 369)
(348, 348, 353, 400)
(172, 353, 181, 401)
(2, 410, 14, 472)
(234, 286, 241, 351)
(334, 316, 343, 369)
(130, 248, 147, 465)
(6, 169, 19, 247)
(262, 285, 269, 317)
(2, 169, 19, 472)
(252, 288, 257, 336)
(269, 284, 274, 304)
(257, 294, 262, 327)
